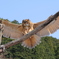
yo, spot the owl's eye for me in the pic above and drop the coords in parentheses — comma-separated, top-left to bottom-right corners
(22, 20, 26, 23)
(24, 21, 27, 23)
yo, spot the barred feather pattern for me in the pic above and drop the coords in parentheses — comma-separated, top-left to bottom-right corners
(22, 35, 41, 49)
(36, 16, 59, 37)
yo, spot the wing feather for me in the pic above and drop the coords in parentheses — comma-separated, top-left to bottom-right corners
(2, 20, 23, 39)
(34, 16, 59, 37)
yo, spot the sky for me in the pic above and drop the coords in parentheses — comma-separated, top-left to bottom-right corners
(0, 0, 59, 39)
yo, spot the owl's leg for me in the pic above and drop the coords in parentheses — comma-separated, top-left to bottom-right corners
(22, 30, 28, 35)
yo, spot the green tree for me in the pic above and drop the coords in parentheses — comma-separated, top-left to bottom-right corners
(11, 20, 19, 24)
(2, 36, 59, 59)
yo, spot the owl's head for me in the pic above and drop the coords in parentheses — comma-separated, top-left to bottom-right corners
(22, 19, 33, 27)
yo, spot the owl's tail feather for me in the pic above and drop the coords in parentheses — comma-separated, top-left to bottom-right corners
(21, 35, 41, 49)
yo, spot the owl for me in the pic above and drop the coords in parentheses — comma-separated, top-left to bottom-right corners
(0, 16, 59, 49)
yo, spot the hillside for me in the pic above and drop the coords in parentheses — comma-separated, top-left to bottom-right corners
(2, 36, 59, 59)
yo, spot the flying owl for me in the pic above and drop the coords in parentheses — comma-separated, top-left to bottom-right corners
(0, 16, 59, 49)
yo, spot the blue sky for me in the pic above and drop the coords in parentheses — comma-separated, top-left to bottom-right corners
(0, 0, 59, 39)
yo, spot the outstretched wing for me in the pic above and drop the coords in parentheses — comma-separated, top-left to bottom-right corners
(2, 20, 23, 39)
(33, 16, 59, 37)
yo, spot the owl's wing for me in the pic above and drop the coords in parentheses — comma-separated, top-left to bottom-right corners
(2, 20, 23, 39)
(33, 16, 59, 37)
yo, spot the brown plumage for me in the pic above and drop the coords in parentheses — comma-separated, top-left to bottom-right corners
(1, 16, 59, 48)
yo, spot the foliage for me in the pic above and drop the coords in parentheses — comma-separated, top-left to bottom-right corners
(0, 18, 21, 24)
(0, 18, 10, 21)
(2, 36, 59, 59)
(11, 20, 20, 24)
(11, 20, 22, 24)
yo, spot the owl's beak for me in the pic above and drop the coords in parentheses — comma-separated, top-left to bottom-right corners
(24, 24, 30, 26)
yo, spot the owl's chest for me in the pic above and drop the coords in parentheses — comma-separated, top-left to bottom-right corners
(25, 26, 33, 32)
(23, 26, 33, 35)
